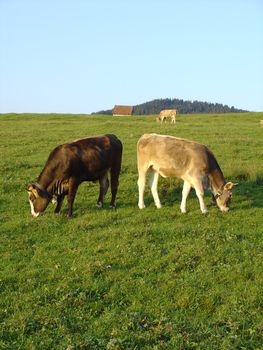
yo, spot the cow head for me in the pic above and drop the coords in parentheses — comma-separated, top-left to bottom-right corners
(214, 182, 237, 212)
(26, 183, 52, 217)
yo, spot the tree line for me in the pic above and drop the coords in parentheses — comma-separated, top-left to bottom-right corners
(93, 98, 247, 115)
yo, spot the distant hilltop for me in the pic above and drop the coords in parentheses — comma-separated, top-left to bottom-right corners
(93, 98, 247, 115)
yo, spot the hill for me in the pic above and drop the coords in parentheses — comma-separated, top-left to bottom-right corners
(94, 98, 247, 115)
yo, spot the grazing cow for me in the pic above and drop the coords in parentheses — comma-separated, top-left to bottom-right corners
(137, 133, 236, 213)
(27, 134, 123, 217)
(156, 109, 177, 124)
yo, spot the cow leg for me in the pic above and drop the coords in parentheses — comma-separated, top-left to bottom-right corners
(96, 173, 109, 208)
(109, 158, 121, 209)
(137, 168, 147, 209)
(54, 194, 65, 213)
(180, 180, 192, 213)
(193, 181, 207, 214)
(149, 170, 162, 208)
(67, 179, 79, 217)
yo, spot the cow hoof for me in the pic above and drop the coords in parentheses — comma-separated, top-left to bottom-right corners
(138, 204, 145, 209)
(96, 202, 103, 208)
(156, 204, 162, 209)
(202, 209, 208, 214)
(109, 204, 116, 209)
(180, 209, 187, 214)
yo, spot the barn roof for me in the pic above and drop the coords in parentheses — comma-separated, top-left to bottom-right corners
(112, 105, 133, 116)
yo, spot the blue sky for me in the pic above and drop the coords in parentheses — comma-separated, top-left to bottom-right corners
(0, 0, 262, 113)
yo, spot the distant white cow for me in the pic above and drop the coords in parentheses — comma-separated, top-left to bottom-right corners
(137, 133, 236, 214)
(156, 109, 177, 124)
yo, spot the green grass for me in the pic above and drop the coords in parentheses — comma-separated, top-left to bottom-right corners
(0, 112, 263, 350)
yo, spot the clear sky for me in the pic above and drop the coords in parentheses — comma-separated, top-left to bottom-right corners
(0, 0, 262, 113)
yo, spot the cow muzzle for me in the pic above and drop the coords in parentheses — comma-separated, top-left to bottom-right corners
(220, 207, 230, 213)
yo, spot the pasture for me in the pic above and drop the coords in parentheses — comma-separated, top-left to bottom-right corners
(0, 112, 263, 350)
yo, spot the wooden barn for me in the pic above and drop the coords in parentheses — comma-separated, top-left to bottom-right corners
(112, 105, 133, 116)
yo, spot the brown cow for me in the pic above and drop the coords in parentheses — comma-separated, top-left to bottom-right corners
(156, 109, 177, 124)
(137, 133, 236, 213)
(27, 134, 122, 217)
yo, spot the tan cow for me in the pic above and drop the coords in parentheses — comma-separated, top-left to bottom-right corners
(156, 109, 177, 124)
(137, 133, 237, 213)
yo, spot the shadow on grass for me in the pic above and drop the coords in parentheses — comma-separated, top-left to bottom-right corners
(233, 179, 263, 209)
(129, 177, 263, 211)
(45, 175, 263, 219)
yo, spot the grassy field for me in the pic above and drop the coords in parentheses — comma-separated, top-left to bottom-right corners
(0, 112, 263, 350)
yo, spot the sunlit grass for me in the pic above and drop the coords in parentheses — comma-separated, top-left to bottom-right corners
(0, 112, 263, 349)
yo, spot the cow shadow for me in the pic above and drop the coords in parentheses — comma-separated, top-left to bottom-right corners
(143, 178, 263, 210)
(54, 177, 263, 218)
(231, 179, 263, 209)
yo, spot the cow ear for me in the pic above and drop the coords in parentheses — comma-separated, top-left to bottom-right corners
(26, 183, 39, 197)
(224, 182, 238, 191)
(26, 184, 33, 192)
